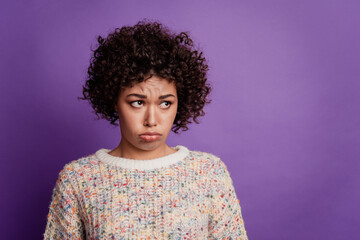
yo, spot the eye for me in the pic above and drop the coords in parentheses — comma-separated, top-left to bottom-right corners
(160, 101, 172, 109)
(130, 100, 143, 108)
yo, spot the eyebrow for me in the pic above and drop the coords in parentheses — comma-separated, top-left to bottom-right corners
(126, 93, 176, 100)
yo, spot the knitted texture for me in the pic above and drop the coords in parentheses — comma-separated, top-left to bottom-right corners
(43, 145, 248, 239)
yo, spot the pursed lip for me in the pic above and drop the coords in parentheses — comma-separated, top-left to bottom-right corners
(139, 132, 161, 136)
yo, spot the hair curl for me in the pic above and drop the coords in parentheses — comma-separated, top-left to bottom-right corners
(79, 20, 212, 133)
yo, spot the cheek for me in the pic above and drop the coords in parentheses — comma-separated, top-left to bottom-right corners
(118, 108, 138, 127)
(120, 112, 139, 125)
(163, 108, 177, 124)
(119, 115, 140, 136)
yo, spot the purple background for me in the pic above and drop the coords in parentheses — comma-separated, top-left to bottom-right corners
(1, 0, 359, 239)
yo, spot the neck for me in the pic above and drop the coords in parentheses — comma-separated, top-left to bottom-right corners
(110, 139, 175, 160)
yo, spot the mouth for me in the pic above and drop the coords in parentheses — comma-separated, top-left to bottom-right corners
(139, 132, 161, 141)
(139, 134, 161, 141)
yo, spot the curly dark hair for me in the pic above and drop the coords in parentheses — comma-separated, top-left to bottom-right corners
(79, 20, 212, 133)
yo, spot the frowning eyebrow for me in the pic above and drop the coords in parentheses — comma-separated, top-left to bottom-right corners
(126, 93, 176, 100)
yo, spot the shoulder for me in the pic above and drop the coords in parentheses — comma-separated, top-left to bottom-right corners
(186, 148, 233, 191)
(188, 148, 219, 162)
(56, 152, 99, 184)
(187, 147, 228, 174)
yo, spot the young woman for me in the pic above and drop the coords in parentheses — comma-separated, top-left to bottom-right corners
(44, 20, 248, 239)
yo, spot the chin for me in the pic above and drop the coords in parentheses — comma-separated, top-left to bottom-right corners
(137, 141, 164, 150)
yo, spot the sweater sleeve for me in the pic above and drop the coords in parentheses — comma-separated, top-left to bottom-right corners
(43, 165, 85, 240)
(208, 158, 248, 239)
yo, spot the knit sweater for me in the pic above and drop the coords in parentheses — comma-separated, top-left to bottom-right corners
(43, 145, 248, 239)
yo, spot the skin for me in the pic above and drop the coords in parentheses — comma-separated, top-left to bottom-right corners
(109, 75, 178, 160)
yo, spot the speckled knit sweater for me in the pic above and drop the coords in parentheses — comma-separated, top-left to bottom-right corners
(43, 145, 248, 239)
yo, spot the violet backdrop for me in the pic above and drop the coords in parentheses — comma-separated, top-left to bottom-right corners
(1, 0, 359, 239)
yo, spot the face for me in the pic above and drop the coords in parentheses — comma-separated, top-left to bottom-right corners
(114, 75, 178, 153)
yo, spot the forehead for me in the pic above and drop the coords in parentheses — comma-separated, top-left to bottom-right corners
(123, 76, 176, 93)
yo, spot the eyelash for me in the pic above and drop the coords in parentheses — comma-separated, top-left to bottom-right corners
(129, 100, 173, 109)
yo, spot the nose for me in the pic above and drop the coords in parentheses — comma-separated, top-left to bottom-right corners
(144, 105, 157, 127)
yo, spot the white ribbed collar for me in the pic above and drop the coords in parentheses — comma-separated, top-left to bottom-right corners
(94, 145, 190, 170)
